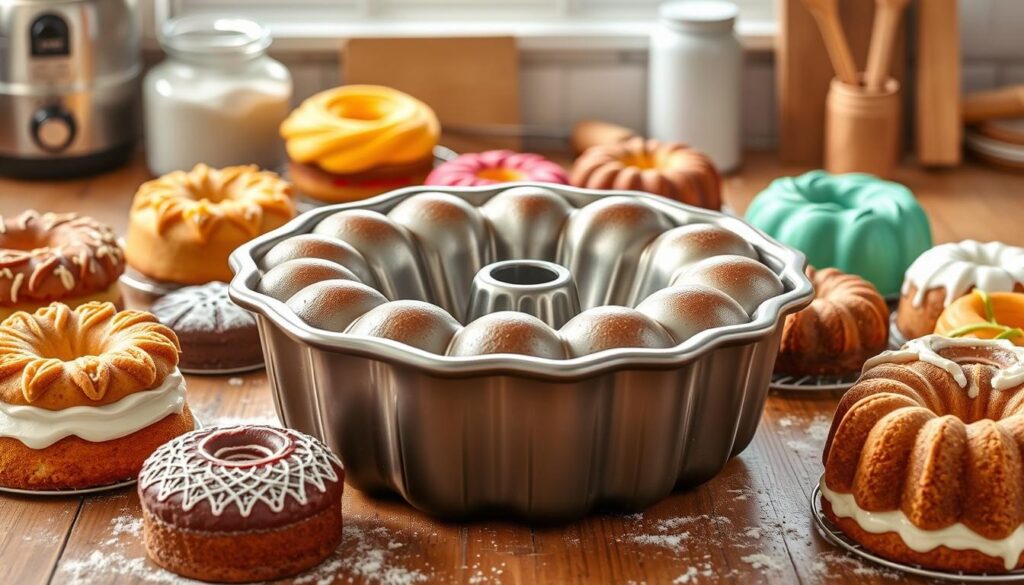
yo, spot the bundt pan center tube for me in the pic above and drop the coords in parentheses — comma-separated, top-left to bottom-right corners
(229, 182, 814, 520)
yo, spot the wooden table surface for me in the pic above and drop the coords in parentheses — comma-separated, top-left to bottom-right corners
(1, 152, 1023, 585)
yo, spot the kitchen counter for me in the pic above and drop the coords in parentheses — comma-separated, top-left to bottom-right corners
(1, 152, 1022, 585)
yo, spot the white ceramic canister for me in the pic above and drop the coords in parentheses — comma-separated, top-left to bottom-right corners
(648, 1, 742, 173)
(144, 16, 292, 176)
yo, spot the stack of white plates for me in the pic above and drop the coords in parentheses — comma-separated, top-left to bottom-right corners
(965, 117, 1024, 171)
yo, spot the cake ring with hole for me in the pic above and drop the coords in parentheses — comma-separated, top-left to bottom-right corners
(229, 183, 814, 520)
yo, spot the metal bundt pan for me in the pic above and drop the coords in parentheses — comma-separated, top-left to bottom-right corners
(229, 183, 814, 521)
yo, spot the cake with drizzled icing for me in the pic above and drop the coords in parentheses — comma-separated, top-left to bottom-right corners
(821, 335, 1024, 573)
(896, 240, 1024, 340)
(0, 302, 193, 490)
(139, 425, 344, 582)
(0, 210, 124, 320)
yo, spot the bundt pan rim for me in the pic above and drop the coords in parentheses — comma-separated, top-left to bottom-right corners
(228, 182, 814, 379)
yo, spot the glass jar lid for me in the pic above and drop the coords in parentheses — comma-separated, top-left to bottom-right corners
(659, 1, 738, 33)
(159, 15, 272, 63)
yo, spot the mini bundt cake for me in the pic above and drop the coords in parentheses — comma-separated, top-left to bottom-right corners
(126, 164, 295, 285)
(935, 290, 1024, 345)
(0, 302, 193, 490)
(151, 282, 263, 373)
(570, 137, 721, 210)
(139, 425, 344, 582)
(776, 267, 889, 377)
(0, 210, 124, 320)
(821, 335, 1024, 573)
(897, 240, 1024, 340)
(745, 171, 932, 297)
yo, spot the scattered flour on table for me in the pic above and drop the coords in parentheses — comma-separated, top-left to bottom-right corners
(740, 553, 784, 571)
(294, 523, 429, 585)
(809, 551, 901, 581)
(227, 377, 244, 387)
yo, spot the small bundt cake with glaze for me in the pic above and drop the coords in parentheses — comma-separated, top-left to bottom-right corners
(570, 137, 721, 210)
(0, 210, 124, 320)
(745, 171, 932, 297)
(426, 150, 569, 187)
(126, 164, 295, 285)
(935, 290, 1024, 346)
(151, 282, 264, 373)
(897, 240, 1024, 340)
(0, 302, 193, 490)
(776, 267, 889, 376)
(139, 425, 344, 582)
(821, 335, 1024, 573)
(281, 85, 440, 203)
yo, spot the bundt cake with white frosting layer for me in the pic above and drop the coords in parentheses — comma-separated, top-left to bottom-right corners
(897, 240, 1024, 340)
(822, 335, 1024, 573)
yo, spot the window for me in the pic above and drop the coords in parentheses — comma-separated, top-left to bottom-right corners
(147, 0, 776, 50)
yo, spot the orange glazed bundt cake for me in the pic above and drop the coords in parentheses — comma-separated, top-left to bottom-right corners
(821, 335, 1024, 573)
(0, 210, 124, 320)
(935, 290, 1024, 346)
(125, 164, 295, 285)
(0, 302, 194, 490)
(776, 267, 889, 376)
(569, 137, 721, 210)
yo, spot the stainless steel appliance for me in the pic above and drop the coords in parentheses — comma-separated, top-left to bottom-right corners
(0, 0, 140, 178)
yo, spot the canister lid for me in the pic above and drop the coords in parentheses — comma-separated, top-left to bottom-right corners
(659, 1, 738, 32)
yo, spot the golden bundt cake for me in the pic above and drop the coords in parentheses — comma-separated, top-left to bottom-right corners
(821, 335, 1024, 573)
(776, 267, 889, 376)
(0, 302, 194, 490)
(569, 137, 721, 210)
(126, 164, 296, 285)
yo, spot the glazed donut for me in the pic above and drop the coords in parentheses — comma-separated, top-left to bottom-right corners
(139, 425, 344, 583)
(125, 164, 296, 285)
(426, 150, 569, 187)
(0, 210, 124, 320)
(570, 137, 722, 210)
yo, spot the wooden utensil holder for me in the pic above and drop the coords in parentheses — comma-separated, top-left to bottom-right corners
(825, 77, 901, 177)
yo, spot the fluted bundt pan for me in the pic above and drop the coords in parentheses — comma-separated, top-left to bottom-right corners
(229, 183, 814, 520)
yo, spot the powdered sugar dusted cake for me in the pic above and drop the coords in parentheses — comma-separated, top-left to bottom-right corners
(151, 282, 263, 374)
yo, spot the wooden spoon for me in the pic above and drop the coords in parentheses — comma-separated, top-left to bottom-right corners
(800, 0, 859, 86)
(865, 0, 911, 91)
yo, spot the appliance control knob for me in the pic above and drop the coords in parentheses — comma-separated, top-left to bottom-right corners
(32, 106, 76, 153)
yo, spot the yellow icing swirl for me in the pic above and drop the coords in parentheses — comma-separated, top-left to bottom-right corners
(280, 85, 440, 174)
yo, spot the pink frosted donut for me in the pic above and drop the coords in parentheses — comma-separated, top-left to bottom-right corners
(425, 150, 569, 187)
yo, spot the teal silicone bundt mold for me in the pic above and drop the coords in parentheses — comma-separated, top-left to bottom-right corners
(745, 171, 932, 296)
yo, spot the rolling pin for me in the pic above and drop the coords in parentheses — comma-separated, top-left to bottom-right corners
(963, 86, 1024, 123)
(571, 120, 637, 155)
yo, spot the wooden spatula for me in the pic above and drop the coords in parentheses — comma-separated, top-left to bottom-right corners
(800, 0, 859, 85)
(865, 0, 910, 91)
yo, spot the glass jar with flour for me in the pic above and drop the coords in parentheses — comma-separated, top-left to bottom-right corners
(144, 16, 292, 176)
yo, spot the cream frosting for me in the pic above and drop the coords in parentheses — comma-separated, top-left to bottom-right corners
(863, 335, 1024, 396)
(0, 369, 187, 449)
(822, 481, 1024, 570)
(902, 240, 1024, 307)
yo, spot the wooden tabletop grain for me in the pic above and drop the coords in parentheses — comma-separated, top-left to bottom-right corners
(1, 152, 1022, 585)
